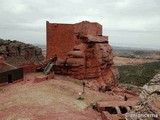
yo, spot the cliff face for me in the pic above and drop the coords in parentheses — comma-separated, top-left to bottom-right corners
(0, 39, 44, 66)
(64, 34, 118, 90)
(127, 73, 160, 120)
(56, 35, 114, 78)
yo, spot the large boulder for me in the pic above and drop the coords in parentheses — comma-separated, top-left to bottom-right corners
(55, 34, 118, 90)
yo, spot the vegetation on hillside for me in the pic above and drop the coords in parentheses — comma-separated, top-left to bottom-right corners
(118, 61, 160, 86)
(113, 47, 160, 60)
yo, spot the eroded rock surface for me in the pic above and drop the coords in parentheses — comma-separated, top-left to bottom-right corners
(127, 73, 160, 120)
(0, 38, 44, 66)
(51, 24, 119, 90)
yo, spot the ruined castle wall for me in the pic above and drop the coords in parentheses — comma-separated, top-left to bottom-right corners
(46, 21, 75, 59)
(46, 21, 118, 90)
(46, 21, 103, 59)
(22, 64, 37, 74)
(74, 21, 102, 36)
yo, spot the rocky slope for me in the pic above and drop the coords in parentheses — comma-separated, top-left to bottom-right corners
(0, 38, 44, 66)
(127, 73, 160, 120)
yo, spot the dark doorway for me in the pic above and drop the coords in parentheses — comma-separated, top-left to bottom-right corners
(105, 107, 117, 114)
(129, 106, 132, 110)
(119, 106, 128, 114)
(8, 74, 13, 83)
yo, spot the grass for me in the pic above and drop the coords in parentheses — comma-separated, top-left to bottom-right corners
(118, 61, 160, 86)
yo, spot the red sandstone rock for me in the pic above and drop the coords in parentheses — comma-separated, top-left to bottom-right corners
(47, 72, 54, 79)
(73, 43, 86, 51)
(66, 58, 85, 67)
(67, 51, 85, 58)
(34, 76, 46, 83)
(0, 56, 4, 64)
(81, 34, 108, 43)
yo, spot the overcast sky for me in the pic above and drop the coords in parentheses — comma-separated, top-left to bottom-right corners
(0, 0, 160, 50)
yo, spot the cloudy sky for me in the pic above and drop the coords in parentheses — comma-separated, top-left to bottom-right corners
(0, 0, 160, 50)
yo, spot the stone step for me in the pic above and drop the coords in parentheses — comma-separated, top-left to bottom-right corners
(96, 100, 137, 113)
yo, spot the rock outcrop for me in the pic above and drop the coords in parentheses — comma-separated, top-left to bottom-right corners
(49, 22, 119, 90)
(0, 38, 44, 66)
(127, 73, 160, 120)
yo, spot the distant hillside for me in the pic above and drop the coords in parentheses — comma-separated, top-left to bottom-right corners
(113, 46, 160, 60)
(118, 61, 160, 86)
(112, 45, 160, 51)
(0, 38, 44, 66)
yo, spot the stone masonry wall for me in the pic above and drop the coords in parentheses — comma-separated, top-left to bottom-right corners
(46, 21, 102, 59)
(46, 21, 75, 59)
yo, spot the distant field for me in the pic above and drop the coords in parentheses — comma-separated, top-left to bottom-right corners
(113, 46, 160, 86)
(118, 61, 160, 86)
(113, 46, 160, 60)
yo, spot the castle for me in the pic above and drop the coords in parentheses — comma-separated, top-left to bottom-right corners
(46, 21, 118, 90)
